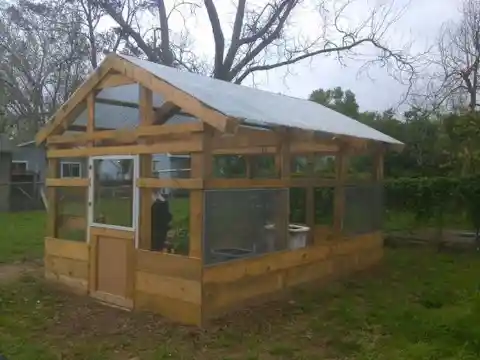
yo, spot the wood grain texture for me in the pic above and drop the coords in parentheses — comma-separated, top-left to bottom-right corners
(90, 226, 135, 240)
(45, 238, 89, 261)
(45, 271, 88, 295)
(135, 250, 201, 280)
(46, 178, 89, 187)
(44, 255, 89, 280)
(135, 272, 201, 304)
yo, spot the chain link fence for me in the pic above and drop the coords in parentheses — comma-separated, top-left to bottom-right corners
(0, 181, 45, 212)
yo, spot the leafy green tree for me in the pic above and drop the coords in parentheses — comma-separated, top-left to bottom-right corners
(309, 87, 360, 119)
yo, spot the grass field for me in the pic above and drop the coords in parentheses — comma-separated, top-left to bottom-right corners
(2, 211, 480, 359)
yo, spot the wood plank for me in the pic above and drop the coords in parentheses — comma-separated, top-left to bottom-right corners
(136, 271, 201, 304)
(137, 178, 204, 189)
(204, 178, 335, 189)
(36, 57, 114, 144)
(125, 237, 136, 300)
(110, 56, 238, 133)
(45, 238, 89, 261)
(45, 271, 88, 295)
(203, 244, 331, 284)
(203, 270, 285, 315)
(135, 290, 201, 326)
(333, 147, 348, 233)
(135, 250, 201, 281)
(91, 291, 134, 309)
(44, 255, 89, 280)
(331, 232, 382, 256)
(212, 146, 277, 155)
(46, 178, 89, 187)
(90, 226, 135, 240)
(47, 122, 204, 146)
(154, 101, 180, 125)
(47, 138, 203, 158)
(138, 155, 152, 250)
(96, 73, 134, 89)
(284, 260, 333, 287)
(89, 234, 98, 293)
(46, 159, 59, 237)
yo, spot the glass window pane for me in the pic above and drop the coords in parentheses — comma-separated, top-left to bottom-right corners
(93, 158, 134, 228)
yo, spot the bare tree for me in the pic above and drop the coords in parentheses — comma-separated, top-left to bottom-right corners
(96, 0, 418, 85)
(0, 0, 91, 139)
(426, 0, 480, 112)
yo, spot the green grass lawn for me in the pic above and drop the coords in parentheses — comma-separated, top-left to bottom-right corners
(0, 211, 46, 263)
(2, 211, 480, 358)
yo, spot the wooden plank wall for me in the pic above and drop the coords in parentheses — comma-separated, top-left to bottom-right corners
(44, 237, 89, 294)
(134, 250, 202, 325)
(202, 231, 383, 321)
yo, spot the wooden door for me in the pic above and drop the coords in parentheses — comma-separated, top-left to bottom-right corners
(89, 227, 135, 308)
(87, 155, 138, 309)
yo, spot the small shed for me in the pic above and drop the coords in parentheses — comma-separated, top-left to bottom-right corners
(36, 53, 402, 326)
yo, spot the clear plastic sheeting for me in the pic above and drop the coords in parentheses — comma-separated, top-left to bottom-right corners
(343, 183, 383, 235)
(203, 189, 289, 265)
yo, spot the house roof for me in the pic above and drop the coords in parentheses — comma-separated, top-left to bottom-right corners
(37, 53, 402, 148)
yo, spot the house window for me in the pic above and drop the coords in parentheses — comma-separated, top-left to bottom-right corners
(61, 162, 82, 178)
(11, 161, 28, 172)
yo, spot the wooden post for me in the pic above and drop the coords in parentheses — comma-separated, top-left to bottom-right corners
(189, 125, 212, 259)
(372, 148, 384, 181)
(275, 128, 290, 250)
(138, 86, 154, 250)
(333, 146, 349, 235)
(305, 153, 315, 244)
(46, 158, 59, 238)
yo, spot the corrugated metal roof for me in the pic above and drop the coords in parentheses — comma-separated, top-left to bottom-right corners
(112, 54, 402, 146)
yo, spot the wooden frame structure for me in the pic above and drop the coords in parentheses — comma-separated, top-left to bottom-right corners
(38, 54, 396, 326)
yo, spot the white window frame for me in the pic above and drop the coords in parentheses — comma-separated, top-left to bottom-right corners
(87, 155, 139, 246)
(11, 160, 28, 171)
(61, 161, 82, 178)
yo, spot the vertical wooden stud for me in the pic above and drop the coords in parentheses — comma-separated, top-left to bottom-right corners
(333, 146, 349, 234)
(274, 128, 290, 249)
(373, 148, 384, 181)
(305, 153, 315, 244)
(46, 158, 59, 238)
(189, 125, 212, 259)
(138, 86, 154, 250)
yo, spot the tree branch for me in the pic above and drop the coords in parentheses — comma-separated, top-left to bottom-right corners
(203, 0, 224, 77)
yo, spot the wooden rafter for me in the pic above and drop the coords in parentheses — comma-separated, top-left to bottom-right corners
(36, 54, 238, 144)
(96, 73, 134, 89)
(35, 57, 115, 145)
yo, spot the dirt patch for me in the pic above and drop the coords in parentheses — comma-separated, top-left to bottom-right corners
(0, 262, 41, 284)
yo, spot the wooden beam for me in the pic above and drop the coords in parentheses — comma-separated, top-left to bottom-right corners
(46, 159, 59, 238)
(189, 126, 213, 259)
(47, 122, 204, 146)
(137, 178, 204, 189)
(139, 86, 154, 125)
(204, 178, 335, 189)
(46, 178, 89, 187)
(154, 101, 180, 125)
(36, 57, 115, 144)
(333, 146, 349, 233)
(305, 154, 315, 245)
(47, 138, 203, 158)
(373, 148, 384, 181)
(96, 73, 134, 89)
(110, 56, 238, 133)
(275, 128, 290, 249)
(67, 125, 113, 132)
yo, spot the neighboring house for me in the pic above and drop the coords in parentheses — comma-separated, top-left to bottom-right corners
(12, 140, 190, 183)
(0, 134, 12, 212)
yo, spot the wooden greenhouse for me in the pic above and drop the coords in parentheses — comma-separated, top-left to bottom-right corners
(36, 53, 402, 326)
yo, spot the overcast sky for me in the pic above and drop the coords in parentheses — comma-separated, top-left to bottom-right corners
(105, 0, 463, 113)
(176, 0, 462, 112)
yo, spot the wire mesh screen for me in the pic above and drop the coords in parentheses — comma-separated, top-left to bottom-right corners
(204, 188, 288, 265)
(343, 183, 383, 235)
(8, 181, 45, 212)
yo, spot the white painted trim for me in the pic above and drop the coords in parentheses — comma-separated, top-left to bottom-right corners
(12, 160, 29, 170)
(87, 155, 139, 247)
(60, 161, 82, 178)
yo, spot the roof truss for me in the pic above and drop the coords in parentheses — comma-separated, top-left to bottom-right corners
(36, 54, 238, 145)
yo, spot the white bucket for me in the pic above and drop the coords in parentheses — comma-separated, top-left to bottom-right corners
(264, 223, 310, 251)
(288, 224, 310, 250)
